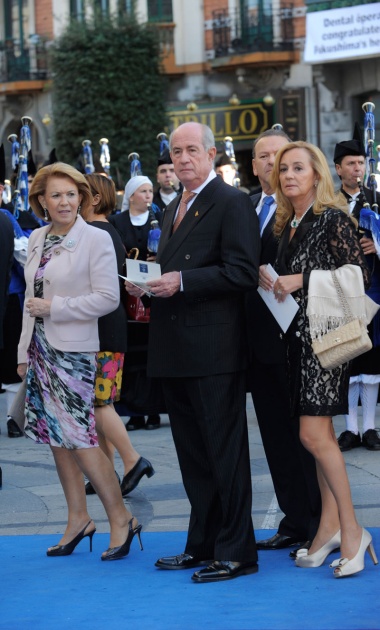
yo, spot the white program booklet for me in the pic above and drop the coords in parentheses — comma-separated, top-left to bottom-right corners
(119, 259, 161, 296)
(257, 264, 299, 333)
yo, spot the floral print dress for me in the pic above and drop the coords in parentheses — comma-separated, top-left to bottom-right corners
(24, 234, 98, 449)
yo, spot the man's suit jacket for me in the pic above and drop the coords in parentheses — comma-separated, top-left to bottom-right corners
(147, 176, 260, 377)
(18, 216, 119, 363)
(246, 193, 286, 365)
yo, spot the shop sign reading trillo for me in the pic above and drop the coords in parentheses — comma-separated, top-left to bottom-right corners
(168, 102, 271, 142)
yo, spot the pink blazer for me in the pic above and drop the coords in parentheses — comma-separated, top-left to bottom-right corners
(18, 216, 120, 363)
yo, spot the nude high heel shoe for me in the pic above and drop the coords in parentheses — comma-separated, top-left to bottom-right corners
(330, 528, 378, 578)
(295, 531, 341, 568)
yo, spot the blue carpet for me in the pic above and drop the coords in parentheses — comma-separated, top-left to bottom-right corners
(0, 529, 379, 630)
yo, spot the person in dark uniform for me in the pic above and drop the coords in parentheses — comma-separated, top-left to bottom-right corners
(0, 145, 15, 356)
(215, 152, 250, 192)
(0, 144, 40, 438)
(215, 152, 238, 187)
(110, 175, 163, 261)
(333, 134, 380, 451)
(0, 179, 14, 486)
(109, 175, 164, 431)
(152, 149, 181, 212)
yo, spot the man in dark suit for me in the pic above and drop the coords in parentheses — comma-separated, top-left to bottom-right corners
(126, 122, 260, 582)
(246, 129, 321, 554)
(0, 145, 40, 438)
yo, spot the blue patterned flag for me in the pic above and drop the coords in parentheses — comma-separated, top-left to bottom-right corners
(157, 132, 169, 156)
(14, 117, 32, 217)
(99, 138, 111, 176)
(82, 140, 95, 174)
(8, 134, 20, 171)
(363, 107, 376, 191)
(129, 152, 142, 178)
(359, 207, 380, 257)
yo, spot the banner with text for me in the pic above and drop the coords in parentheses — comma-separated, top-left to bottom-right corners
(304, 3, 380, 64)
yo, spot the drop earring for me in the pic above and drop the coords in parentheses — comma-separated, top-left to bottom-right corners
(44, 207, 49, 221)
(77, 204, 81, 215)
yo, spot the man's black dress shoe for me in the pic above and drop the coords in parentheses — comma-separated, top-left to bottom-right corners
(337, 430, 361, 452)
(125, 416, 145, 431)
(289, 540, 311, 559)
(256, 533, 302, 550)
(155, 553, 211, 570)
(120, 457, 155, 496)
(192, 561, 259, 583)
(362, 429, 380, 451)
(145, 414, 160, 430)
(7, 417, 23, 438)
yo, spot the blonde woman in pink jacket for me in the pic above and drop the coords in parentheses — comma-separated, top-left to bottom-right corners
(17, 163, 142, 561)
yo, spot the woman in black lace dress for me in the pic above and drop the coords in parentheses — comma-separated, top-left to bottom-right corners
(268, 141, 377, 577)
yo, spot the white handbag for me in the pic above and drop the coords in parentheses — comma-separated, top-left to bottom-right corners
(311, 270, 372, 370)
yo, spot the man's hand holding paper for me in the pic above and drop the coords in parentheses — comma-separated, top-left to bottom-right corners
(146, 271, 181, 298)
(121, 259, 162, 297)
(258, 264, 274, 292)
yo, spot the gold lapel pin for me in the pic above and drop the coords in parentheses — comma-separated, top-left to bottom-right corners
(195, 211, 199, 216)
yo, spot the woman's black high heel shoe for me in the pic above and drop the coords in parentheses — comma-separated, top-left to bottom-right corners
(85, 470, 121, 496)
(101, 518, 143, 561)
(46, 520, 96, 557)
(120, 457, 155, 496)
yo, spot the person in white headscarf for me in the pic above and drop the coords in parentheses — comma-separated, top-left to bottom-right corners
(121, 175, 152, 212)
(110, 176, 162, 261)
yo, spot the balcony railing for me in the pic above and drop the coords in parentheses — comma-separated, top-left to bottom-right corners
(0, 39, 50, 83)
(210, 5, 303, 58)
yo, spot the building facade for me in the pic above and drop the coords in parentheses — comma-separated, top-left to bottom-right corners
(0, 0, 379, 185)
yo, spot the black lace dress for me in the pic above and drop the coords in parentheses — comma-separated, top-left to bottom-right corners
(275, 207, 370, 418)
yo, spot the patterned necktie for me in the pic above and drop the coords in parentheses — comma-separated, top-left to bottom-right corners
(173, 191, 196, 233)
(258, 195, 274, 232)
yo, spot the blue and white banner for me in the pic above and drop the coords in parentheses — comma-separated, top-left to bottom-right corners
(304, 3, 380, 64)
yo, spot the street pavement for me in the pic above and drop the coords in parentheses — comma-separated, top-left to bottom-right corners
(0, 392, 379, 537)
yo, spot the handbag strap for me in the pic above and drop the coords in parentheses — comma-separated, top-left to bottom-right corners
(127, 247, 140, 260)
(331, 269, 354, 322)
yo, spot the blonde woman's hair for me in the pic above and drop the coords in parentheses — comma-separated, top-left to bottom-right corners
(29, 162, 92, 220)
(271, 141, 348, 237)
